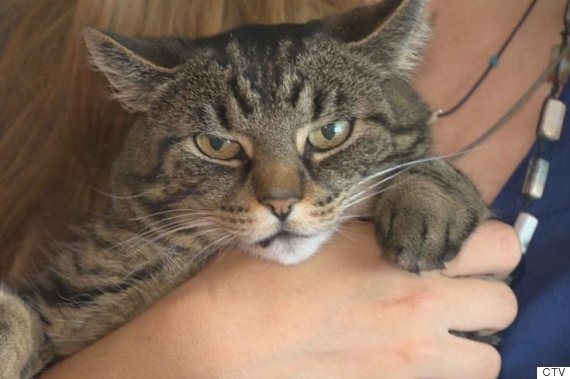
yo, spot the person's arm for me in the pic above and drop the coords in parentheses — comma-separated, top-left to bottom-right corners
(41, 221, 519, 379)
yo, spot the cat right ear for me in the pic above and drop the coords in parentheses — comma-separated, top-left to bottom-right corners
(323, 0, 430, 75)
(83, 28, 183, 113)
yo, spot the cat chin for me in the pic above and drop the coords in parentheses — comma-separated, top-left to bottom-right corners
(247, 232, 332, 266)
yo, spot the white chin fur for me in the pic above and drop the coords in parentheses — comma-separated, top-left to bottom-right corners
(248, 232, 332, 266)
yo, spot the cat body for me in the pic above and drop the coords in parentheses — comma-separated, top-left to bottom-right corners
(0, 0, 487, 377)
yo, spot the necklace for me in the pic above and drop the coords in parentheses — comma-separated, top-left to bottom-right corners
(435, 0, 540, 119)
(431, 0, 570, 253)
(515, 1, 570, 253)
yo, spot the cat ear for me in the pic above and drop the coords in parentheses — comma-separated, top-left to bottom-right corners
(324, 0, 430, 75)
(83, 28, 185, 113)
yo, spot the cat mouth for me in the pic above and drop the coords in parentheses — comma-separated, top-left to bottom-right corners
(257, 231, 307, 248)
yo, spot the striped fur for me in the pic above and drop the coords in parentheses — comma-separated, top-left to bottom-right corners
(0, 1, 488, 377)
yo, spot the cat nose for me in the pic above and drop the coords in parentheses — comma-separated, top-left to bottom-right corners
(262, 197, 299, 220)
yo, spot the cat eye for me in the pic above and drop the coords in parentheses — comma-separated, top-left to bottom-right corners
(194, 134, 243, 160)
(307, 120, 352, 150)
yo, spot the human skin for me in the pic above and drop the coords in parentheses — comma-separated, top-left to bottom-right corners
(40, 0, 566, 377)
(42, 221, 519, 379)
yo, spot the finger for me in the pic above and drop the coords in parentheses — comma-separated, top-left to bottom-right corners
(438, 276, 518, 332)
(424, 335, 501, 379)
(441, 220, 522, 278)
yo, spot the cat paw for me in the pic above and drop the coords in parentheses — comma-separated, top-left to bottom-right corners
(0, 287, 39, 379)
(373, 183, 488, 272)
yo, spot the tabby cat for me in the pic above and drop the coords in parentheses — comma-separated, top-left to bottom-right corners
(0, 0, 488, 377)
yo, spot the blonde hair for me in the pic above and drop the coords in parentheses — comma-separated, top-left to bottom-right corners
(0, 0, 370, 278)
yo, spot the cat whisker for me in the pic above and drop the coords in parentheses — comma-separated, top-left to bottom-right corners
(330, 224, 358, 243)
(146, 224, 220, 244)
(199, 233, 235, 253)
(344, 177, 413, 212)
(152, 220, 215, 234)
(91, 188, 147, 200)
(129, 208, 213, 221)
(110, 219, 221, 248)
(336, 214, 370, 221)
(354, 151, 469, 190)
(343, 170, 405, 210)
(340, 154, 451, 213)
(154, 226, 232, 252)
(185, 227, 227, 241)
(165, 233, 236, 278)
(212, 249, 231, 264)
(347, 170, 405, 205)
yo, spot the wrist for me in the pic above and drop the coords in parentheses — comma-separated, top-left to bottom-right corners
(39, 273, 232, 379)
(163, 256, 297, 379)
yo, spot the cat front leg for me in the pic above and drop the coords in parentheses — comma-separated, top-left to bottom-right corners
(372, 159, 489, 272)
(0, 286, 53, 379)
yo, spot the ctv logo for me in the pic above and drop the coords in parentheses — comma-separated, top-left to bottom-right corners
(538, 367, 570, 378)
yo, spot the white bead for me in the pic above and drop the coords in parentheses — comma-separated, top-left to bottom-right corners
(514, 212, 538, 254)
(429, 109, 443, 124)
(523, 158, 549, 199)
(539, 99, 566, 141)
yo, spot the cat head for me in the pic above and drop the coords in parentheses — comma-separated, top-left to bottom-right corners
(84, 0, 432, 264)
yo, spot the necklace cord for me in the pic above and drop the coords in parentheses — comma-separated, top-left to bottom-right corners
(521, 0, 570, 212)
(439, 0, 540, 118)
(451, 43, 569, 158)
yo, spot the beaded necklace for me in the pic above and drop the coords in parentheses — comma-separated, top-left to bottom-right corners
(431, 0, 570, 253)
(516, 2, 570, 253)
(436, 0, 540, 119)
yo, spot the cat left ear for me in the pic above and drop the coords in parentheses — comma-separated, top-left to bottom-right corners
(323, 0, 430, 75)
(83, 28, 185, 113)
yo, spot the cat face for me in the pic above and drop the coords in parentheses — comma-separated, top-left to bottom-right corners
(84, 0, 431, 264)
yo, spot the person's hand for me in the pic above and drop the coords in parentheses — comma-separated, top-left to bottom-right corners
(41, 221, 520, 379)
